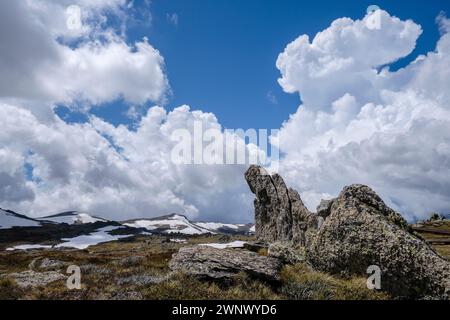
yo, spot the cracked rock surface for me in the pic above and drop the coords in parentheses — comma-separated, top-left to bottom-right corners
(308, 184, 450, 299)
(244, 166, 450, 299)
(245, 165, 317, 245)
(169, 246, 282, 281)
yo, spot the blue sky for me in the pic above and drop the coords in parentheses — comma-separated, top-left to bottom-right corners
(2, 1, 450, 221)
(69, 0, 450, 131)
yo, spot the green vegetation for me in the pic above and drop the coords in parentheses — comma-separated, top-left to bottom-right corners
(414, 220, 450, 260)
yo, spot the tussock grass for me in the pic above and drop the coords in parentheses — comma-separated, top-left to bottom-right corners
(142, 272, 280, 300)
(0, 277, 23, 300)
(433, 245, 450, 260)
(258, 248, 268, 256)
(280, 264, 389, 300)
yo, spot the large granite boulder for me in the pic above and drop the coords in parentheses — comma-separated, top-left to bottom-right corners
(169, 246, 282, 282)
(268, 242, 306, 265)
(308, 184, 450, 299)
(245, 165, 317, 245)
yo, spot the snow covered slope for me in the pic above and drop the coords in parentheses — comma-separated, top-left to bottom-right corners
(195, 222, 241, 231)
(0, 209, 42, 229)
(199, 241, 247, 249)
(123, 214, 254, 235)
(0, 208, 255, 251)
(55, 226, 132, 250)
(38, 212, 108, 225)
(195, 222, 253, 235)
(123, 214, 215, 235)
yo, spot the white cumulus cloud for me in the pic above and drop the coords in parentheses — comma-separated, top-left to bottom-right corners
(1, 3, 449, 224)
(0, 0, 252, 222)
(274, 10, 450, 221)
(0, 103, 253, 222)
(0, 0, 168, 117)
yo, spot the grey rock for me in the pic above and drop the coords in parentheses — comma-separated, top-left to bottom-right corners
(243, 241, 268, 253)
(29, 258, 65, 271)
(316, 199, 335, 219)
(169, 246, 282, 281)
(268, 242, 305, 265)
(289, 188, 318, 246)
(245, 166, 283, 242)
(307, 184, 450, 299)
(9, 270, 66, 288)
(245, 165, 317, 244)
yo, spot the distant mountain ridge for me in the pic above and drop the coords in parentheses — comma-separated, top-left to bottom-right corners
(0, 208, 254, 250)
(0, 208, 42, 229)
(123, 213, 254, 235)
(38, 211, 109, 225)
(1, 208, 254, 234)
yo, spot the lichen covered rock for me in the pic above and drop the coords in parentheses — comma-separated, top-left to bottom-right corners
(307, 184, 450, 299)
(169, 246, 282, 282)
(268, 242, 305, 265)
(245, 165, 317, 244)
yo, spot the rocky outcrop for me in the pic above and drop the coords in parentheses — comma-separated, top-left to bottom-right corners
(244, 167, 450, 299)
(307, 184, 450, 299)
(268, 242, 305, 265)
(316, 199, 334, 219)
(245, 165, 317, 245)
(289, 188, 317, 246)
(169, 246, 282, 282)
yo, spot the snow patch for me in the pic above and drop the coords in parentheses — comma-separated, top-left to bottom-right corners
(55, 226, 132, 250)
(170, 238, 187, 243)
(40, 212, 107, 225)
(195, 222, 239, 231)
(199, 241, 247, 249)
(123, 220, 159, 230)
(124, 215, 214, 235)
(0, 209, 41, 229)
(6, 244, 52, 251)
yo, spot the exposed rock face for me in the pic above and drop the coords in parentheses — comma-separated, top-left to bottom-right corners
(169, 246, 282, 282)
(244, 167, 450, 298)
(316, 199, 334, 220)
(268, 242, 305, 265)
(289, 188, 317, 245)
(307, 184, 450, 299)
(245, 165, 317, 245)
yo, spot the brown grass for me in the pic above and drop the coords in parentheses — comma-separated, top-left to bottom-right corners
(0, 226, 447, 300)
(280, 264, 390, 300)
(141, 272, 280, 300)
